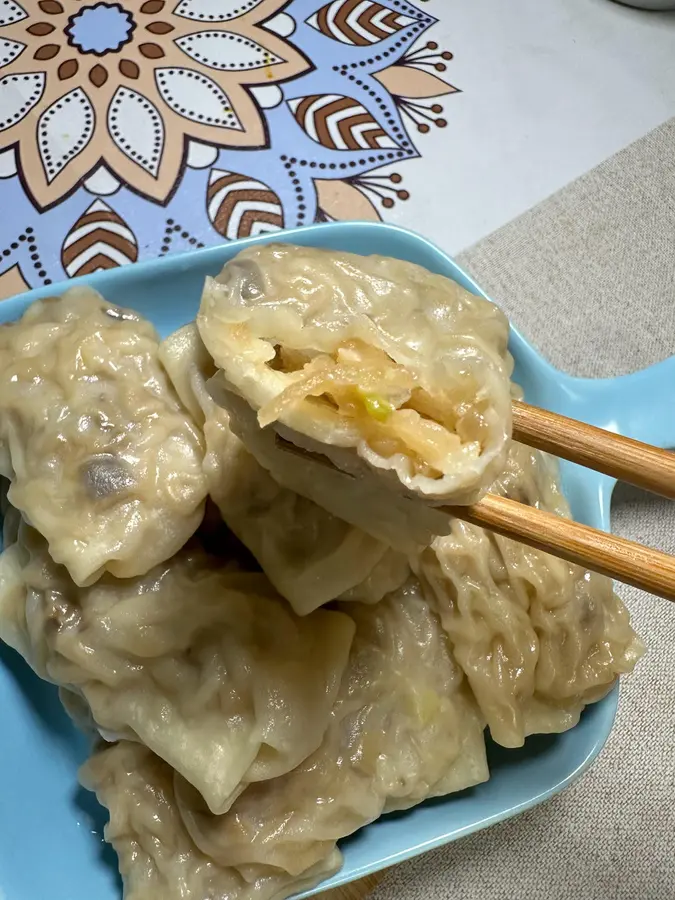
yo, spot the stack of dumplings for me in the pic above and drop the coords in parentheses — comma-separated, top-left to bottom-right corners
(0, 245, 643, 900)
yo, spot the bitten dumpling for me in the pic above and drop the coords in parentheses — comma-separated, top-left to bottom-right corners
(197, 244, 513, 550)
(0, 288, 208, 585)
(160, 324, 409, 614)
(0, 519, 355, 814)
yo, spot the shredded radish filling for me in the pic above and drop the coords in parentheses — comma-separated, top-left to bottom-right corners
(259, 340, 480, 478)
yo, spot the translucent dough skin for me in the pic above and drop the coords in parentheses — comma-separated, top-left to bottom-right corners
(417, 441, 645, 748)
(0, 288, 208, 586)
(174, 579, 488, 879)
(0, 522, 355, 815)
(76, 582, 485, 900)
(160, 325, 409, 614)
(80, 741, 342, 900)
(197, 244, 513, 529)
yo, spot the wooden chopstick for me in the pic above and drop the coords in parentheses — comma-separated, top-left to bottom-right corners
(445, 493, 675, 602)
(513, 400, 675, 500)
(274, 412, 675, 601)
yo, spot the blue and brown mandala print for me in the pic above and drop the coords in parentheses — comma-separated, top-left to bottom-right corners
(0, 0, 457, 298)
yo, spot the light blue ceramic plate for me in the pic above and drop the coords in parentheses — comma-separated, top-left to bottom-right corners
(0, 222, 671, 899)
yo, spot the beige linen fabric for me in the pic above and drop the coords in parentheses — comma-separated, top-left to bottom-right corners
(371, 118, 675, 900)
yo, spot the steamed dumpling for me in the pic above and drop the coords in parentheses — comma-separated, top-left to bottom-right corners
(197, 244, 513, 547)
(0, 520, 354, 813)
(80, 741, 341, 900)
(176, 579, 488, 878)
(159, 325, 409, 614)
(0, 288, 207, 585)
(417, 442, 644, 748)
(198, 244, 512, 502)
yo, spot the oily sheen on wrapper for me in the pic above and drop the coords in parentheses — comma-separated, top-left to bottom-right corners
(197, 245, 513, 539)
(175, 580, 488, 877)
(416, 440, 645, 748)
(0, 520, 354, 814)
(159, 325, 409, 614)
(0, 289, 207, 586)
(79, 579, 487, 900)
(80, 741, 342, 900)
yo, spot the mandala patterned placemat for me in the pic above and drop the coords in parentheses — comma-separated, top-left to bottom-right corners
(0, 0, 457, 299)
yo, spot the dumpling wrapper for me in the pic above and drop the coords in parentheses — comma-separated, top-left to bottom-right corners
(80, 741, 341, 900)
(0, 521, 355, 814)
(176, 578, 488, 878)
(217, 386, 449, 553)
(0, 288, 207, 586)
(197, 244, 513, 546)
(417, 441, 644, 748)
(159, 324, 409, 614)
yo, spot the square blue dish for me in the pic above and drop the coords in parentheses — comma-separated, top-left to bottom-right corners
(1, 222, 672, 899)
